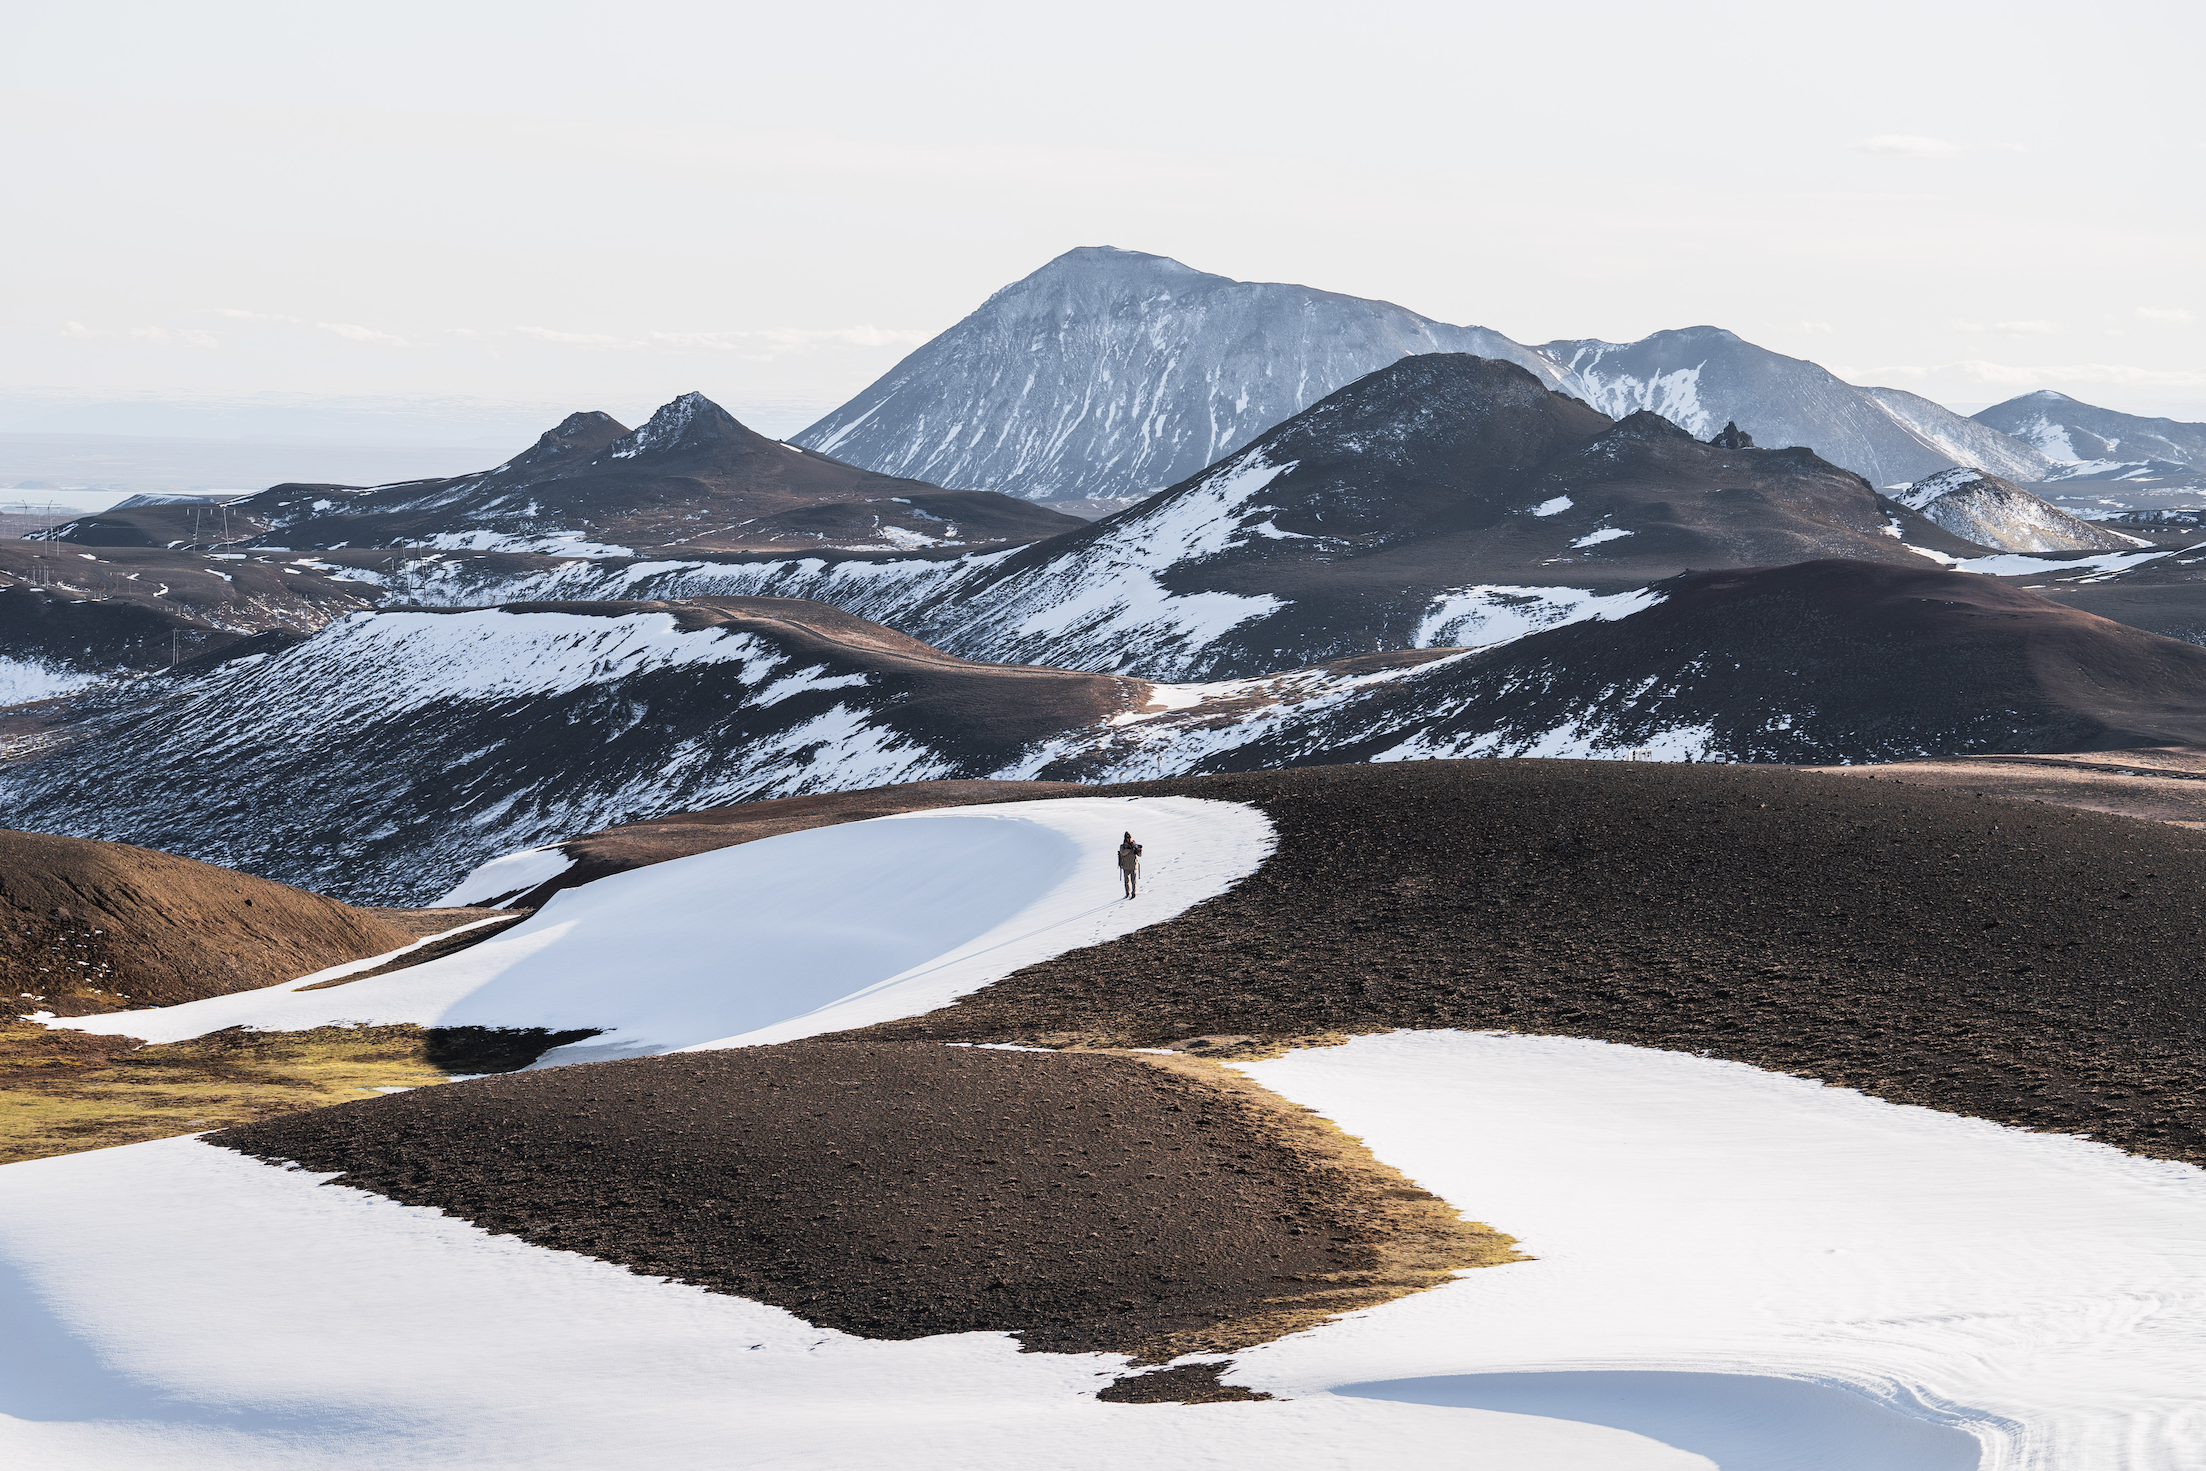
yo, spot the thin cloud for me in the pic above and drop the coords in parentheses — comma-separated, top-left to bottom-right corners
(516, 326, 624, 346)
(1994, 320, 2056, 336)
(2136, 306, 2196, 326)
(60, 320, 218, 348)
(647, 326, 930, 351)
(317, 322, 407, 347)
(1854, 135, 1966, 159)
(1842, 359, 2206, 390)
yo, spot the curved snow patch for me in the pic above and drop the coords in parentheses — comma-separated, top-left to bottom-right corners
(55, 797, 1273, 1058)
(1230, 1031, 2206, 1466)
(1338, 1371, 1977, 1468)
(433, 844, 574, 907)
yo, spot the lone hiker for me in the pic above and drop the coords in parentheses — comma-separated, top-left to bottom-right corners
(1117, 831, 1143, 899)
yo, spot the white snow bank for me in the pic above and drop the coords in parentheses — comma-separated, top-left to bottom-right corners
(433, 844, 575, 907)
(0, 1134, 1753, 1470)
(52, 797, 1272, 1059)
(1227, 1031, 2206, 1468)
(0, 657, 108, 707)
(22, 1030, 2185, 1467)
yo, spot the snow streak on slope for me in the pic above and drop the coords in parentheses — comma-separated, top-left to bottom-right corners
(1858, 387, 2055, 485)
(348, 458, 1302, 680)
(1413, 585, 1665, 649)
(909, 455, 1294, 673)
(434, 845, 575, 907)
(792, 246, 1570, 502)
(6, 1030, 2200, 1466)
(53, 798, 1273, 1057)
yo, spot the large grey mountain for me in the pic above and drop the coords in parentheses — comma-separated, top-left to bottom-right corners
(794, 248, 2051, 501)
(791, 247, 1570, 502)
(1541, 329, 2053, 488)
(1974, 391, 2206, 472)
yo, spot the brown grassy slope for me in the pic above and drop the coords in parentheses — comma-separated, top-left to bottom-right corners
(0, 1019, 600, 1165)
(0, 828, 411, 1015)
(847, 761, 2206, 1168)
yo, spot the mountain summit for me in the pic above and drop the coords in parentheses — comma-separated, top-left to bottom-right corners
(791, 246, 1565, 502)
(233, 392, 1083, 554)
(793, 247, 2055, 503)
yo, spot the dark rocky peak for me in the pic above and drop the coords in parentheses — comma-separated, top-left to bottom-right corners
(598, 392, 769, 463)
(1252, 354, 1609, 478)
(1602, 410, 1697, 443)
(502, 411, 630, 475)
(1709, 420, 1755, 450)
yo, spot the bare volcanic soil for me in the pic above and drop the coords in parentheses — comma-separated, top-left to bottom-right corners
(214, 1040, 1490, 1357)
(0, 829, 412, 1015)
(858, 761, 2206, 1167)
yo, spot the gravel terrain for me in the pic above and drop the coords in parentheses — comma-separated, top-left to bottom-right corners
(216, 1039, 1501, 1358)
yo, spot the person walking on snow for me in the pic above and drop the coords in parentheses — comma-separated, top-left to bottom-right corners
(1117, 832, 1143, 899)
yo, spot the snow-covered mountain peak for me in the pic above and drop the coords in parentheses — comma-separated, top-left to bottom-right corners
(1973, 392, 2206, 478)
(1890, 467, 2141, 553)
(792, 248, 1568, 501)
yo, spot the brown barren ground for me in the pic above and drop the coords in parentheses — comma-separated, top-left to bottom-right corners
(214, 1039, 1518, 1362)
(1, 828, 412, 1015)
(855, 761, 2206, 1168)
(1806, 749, 2206, 828)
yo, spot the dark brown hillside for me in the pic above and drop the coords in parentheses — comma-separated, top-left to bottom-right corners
(0, 542, 382, 677)
(866, 761, 2206, 1167)
(1200, 558, 2206, 769)
(216, 1040, 1514, 1360)
(232, 394, 1087, 554)
(0, 829, 411, 1014)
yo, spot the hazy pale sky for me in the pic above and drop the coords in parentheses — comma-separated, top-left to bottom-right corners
(5, 0, 2202, 444)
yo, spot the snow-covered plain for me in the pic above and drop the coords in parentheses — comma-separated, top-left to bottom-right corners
(51, 797, 1273, 1059)
(8, 1030, 2202, 1467)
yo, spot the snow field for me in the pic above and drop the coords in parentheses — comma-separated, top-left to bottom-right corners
(17, 1029, 2198, 1467)
(50, 797, 1274, 1059)
(1227, 1031, 2206, 1468)
(0, 1134, 1746, 1471)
